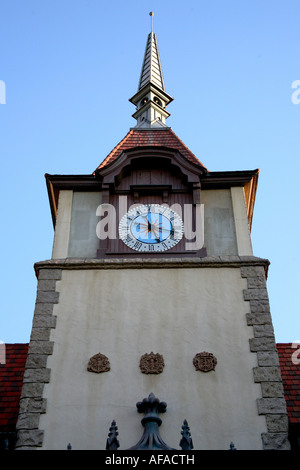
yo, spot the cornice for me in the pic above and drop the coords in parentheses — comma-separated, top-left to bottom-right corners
(34, 256, 270, 278)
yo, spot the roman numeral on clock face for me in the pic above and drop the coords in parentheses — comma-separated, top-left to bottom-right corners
(133, 240, 142, 250)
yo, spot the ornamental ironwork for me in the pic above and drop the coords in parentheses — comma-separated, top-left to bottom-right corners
(103, 393, 236, 451)
(127, 393, 174, 450)
(106, 392, 193, 451)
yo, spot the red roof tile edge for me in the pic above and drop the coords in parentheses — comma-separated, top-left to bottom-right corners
(96, 128, 207, 171)
(0, 344, 28, 433)
(277, 343, 300, 424)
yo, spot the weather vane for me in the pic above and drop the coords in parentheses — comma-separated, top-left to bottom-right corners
(149, 11, 154, 33)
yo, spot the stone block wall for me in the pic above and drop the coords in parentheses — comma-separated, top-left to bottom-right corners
(15, 269, 61, 449)
(241, 265, 290, 450)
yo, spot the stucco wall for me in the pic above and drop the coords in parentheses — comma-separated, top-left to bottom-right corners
(68, 191, 102, 258)
(39, 266, 266, 450)
(201, 189, 237, 256)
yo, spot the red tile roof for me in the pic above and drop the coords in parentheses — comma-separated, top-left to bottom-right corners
(96, 128, 206, 170)
(0, 344, 28, 432)
(277, 343, 300, 424)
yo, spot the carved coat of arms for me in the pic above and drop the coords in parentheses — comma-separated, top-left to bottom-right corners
(140, 352, 164, 374)
(87, 353, 110, 373)
(193, 352, 217, 372)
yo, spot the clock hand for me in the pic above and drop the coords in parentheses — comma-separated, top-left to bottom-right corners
(133, 214, 151, 230)
(147, 211, 152, 232)
(131, 220, 148, 228)
(152, 226, 174, 234)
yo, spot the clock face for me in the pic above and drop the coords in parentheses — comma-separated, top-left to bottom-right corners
(119, 204, 184, 252)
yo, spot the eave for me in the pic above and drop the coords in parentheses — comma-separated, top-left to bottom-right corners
(45, 173, 100, 228)
(45, 168, 259, 231)
(201, 169, 260, 230)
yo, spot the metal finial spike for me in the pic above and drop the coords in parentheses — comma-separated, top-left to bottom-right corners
(106, 420, 120, 450)
(179, 419, 193, 450)
(149, 12, 154, 33)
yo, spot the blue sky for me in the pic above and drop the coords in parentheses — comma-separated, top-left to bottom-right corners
(0, 0, 299, 344)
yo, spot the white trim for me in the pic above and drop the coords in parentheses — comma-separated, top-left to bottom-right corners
(231, 186, 253, 256)
(51, 190, 73, 259)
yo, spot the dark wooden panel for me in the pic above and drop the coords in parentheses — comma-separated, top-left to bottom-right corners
(96, 189, 206, 257)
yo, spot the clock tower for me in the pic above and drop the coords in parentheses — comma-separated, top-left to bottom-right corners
(16, 17, 290, 450)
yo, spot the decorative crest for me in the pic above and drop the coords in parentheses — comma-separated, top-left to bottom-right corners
(87, 352, 110, 373)
(193, 352, 217, 372)
(139, 352, 164, 374)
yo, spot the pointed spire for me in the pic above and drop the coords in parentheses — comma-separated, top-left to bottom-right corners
(129, 12, 173, 129)
(138, 14, 165, 92)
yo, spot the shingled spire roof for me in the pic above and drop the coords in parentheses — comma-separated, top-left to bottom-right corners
(129, 13, 173, 129)
(138, 29, 165, 92)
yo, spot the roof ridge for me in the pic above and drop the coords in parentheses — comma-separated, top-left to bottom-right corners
(96, 128, 205, 171)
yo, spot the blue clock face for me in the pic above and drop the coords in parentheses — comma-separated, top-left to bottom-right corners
(130, 211, 172, 244)
(119, 204, 184, 252)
